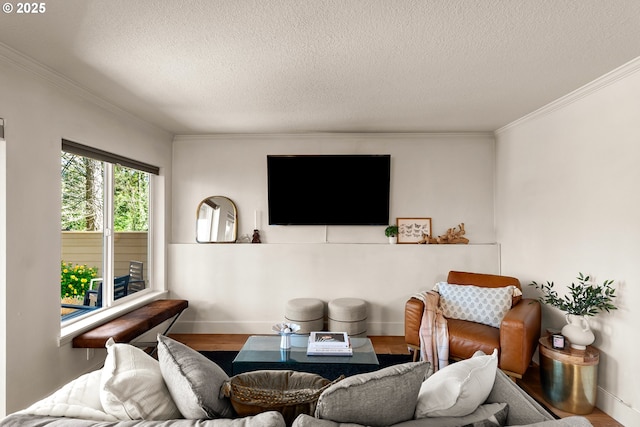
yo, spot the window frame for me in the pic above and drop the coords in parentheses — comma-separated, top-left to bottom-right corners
(60, 140, 162, 340)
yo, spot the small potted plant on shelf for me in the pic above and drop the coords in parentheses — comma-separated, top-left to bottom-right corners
(384, 225, 399, 244)
(529, 272, 617, 349)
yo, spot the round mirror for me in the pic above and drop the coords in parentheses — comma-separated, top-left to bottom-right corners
(196, 196, 238, 243)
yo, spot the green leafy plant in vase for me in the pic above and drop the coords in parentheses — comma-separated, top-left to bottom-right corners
(530, 272, 617, 350)
(385, 225, 399, 244)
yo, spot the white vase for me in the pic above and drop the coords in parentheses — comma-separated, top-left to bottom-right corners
(388, 236, 397, 244)
(280, 333, 291, 349)
(561, 314, 595, 350)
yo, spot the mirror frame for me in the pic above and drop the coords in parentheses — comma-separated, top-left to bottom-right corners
(196, 196, 238, 243)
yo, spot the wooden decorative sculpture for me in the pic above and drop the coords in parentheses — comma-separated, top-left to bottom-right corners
(418, 223, 469, 244)
(417, 233, 437, 244)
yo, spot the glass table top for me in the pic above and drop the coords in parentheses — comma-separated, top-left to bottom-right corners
(233, 335, 379, 366)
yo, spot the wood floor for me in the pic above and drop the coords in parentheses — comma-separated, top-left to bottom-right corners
(168, 334, 622, 427)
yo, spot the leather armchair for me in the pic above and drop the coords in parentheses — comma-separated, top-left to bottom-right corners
(405, 271, 541, 378)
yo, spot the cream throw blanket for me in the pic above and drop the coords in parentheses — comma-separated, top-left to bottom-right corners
(17, 369, 118, 422)
(413, 291, 449, 375)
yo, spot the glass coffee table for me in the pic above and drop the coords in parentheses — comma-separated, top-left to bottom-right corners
(232, 335, 379, 379)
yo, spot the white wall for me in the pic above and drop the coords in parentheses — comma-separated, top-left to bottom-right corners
(0, 138, 6, 417)
(0, 49, 173, 415)
(169, 243, 500, 335)
(170, 133, 500, 335)
(495, 58, 640, 425)
(172, 133, 496, 244)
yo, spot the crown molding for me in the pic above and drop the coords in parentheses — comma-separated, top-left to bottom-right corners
(495, 56, 640, 135)
(0, 42, 170, 137)
(173, 131, 495, 142)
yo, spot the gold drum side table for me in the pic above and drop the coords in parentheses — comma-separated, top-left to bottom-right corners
(539, 336, 599, 414)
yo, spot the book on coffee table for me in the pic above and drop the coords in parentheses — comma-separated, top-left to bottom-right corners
(307, 332, 353, 356)
(309, 332, 349, 346)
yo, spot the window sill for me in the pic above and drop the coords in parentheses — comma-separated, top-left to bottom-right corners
(59, 290, 168, 346)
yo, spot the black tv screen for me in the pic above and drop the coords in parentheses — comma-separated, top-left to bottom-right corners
(267, 154, 391, 225)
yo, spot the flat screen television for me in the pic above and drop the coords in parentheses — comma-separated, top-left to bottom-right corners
(267, 154, 391, 225)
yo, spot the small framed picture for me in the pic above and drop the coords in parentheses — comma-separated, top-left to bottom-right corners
(397, 218, 432, 244)
(551, 334, 565, 350)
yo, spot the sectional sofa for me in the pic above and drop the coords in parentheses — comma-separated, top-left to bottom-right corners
(0, 335, 592, 427)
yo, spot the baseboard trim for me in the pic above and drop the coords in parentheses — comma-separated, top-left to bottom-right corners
(172, 320, 405, 336)
(597, 386, 640, 427)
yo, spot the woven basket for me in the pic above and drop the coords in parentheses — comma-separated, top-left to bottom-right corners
(222, 370, 342, 425)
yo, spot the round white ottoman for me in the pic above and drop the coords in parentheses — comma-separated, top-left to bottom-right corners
(285, 298, 325, 334)
(328, 298, 367, 337)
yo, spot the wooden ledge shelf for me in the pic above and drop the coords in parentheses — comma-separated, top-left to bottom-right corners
(72, 299, 188, 348)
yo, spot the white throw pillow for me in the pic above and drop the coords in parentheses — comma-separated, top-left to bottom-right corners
(100, 338, 181, 420)
(415, 349, 498, 418)
(438, 283, 514, 328)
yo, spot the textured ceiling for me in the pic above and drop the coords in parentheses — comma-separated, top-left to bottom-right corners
(1, 0, 640, 134)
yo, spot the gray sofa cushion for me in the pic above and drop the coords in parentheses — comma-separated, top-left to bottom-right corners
(521, 417, 593, 427)
(292, 414, 362, 427)
(486, 369, 553, 426)
(157, 335, 234, 419)
(314, 361, 428, 427)
(294, 367, 593, 427)
(292, 413, 592, 427)
(0, 411, 286, 427)
(396, 403, 508, 427)
(296, 403, 508, 427)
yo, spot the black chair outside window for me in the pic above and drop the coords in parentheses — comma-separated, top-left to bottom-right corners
(86, 274, 130, 306)
(61, 275, 130, 321)
(128, 261, 145, 293)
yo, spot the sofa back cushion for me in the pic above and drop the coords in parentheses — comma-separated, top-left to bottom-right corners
(486, 368, 554, 425)
(157, 334, 234, 419)
(447, 271, 521, 290)
(315, 361, 428, 427)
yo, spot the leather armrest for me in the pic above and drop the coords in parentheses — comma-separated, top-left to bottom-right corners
(499, 299, 541, 375)
(405, 298, 424, 348)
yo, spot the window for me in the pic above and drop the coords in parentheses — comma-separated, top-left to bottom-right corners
(60, 140, 158, 323)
